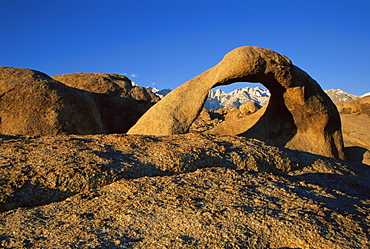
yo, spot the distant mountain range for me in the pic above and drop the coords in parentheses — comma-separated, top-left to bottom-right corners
(148, 86, 363, 111)
(325, 89, 361, 104)
(204, 87, 270, 110)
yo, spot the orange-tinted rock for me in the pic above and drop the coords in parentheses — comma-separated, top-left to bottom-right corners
(334, 96, 370, 164)
(128, 46, 344, 159)
(0, 67, 105, 135)
(0, 68, 159, 135)
(239, 102, 260, 116)
(336, 96, 370, 116)
(53, 73, 160, 133)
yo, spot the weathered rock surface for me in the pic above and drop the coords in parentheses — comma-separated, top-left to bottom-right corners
(239, 101, 260, 115)
(0, 68, 159, 135)
(341, 114, 370, 150)
(337, 96, 370, 165)
(0, 133, 296, 212)
(0, 67, 105, 135)
(221, 102, 261, 124)
(189, 108, 224, 132)
(0, 133, 369, 248)
(53, 73, 160, 133)
(128, 46, 345, 160)
(336, 95, 370, 116)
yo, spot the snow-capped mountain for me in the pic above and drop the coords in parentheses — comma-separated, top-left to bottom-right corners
(361, 92, 370, 98)
(148, 86, 270, 110)
(146, 86, 159, 92)
(203, 88, 361, 110)
(155, 89, 172, 98)
(148, 85, 365, 111)
(147, 87, 172, 99)
(204, 87, 270, 110)
(324, 89, 360, 104)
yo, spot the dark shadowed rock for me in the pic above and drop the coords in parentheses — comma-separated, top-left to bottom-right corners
(128, 46, 345, 159)
(53, 73, 160, 133)
(345, 146, 370, 165)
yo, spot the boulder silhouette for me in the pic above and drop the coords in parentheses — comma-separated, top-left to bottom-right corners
(53, 73, 160, 133)
(128, 46, 345, 159)
(0, 67, 105, 135)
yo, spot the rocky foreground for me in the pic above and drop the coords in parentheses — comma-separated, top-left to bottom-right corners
(0, 133, 369, 248)
(0, 47, 369, 248)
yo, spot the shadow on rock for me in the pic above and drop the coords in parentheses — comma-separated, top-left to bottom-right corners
(0, 182, 75, 212)
(345, 146, 369, 164)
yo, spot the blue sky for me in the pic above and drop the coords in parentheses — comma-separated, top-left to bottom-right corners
(1, 0, 369, 95)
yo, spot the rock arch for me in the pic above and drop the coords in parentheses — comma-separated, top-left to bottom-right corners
(127, 46, 345, 159)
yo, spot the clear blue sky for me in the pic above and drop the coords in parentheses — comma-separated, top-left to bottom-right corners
(1, 0, 369, 95)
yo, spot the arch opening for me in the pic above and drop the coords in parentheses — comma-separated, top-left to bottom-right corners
(202, 81, 297, 147)
(127, 46, 344, 159)
(206, 82, 270, 111)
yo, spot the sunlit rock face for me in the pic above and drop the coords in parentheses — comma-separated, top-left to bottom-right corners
(128, 46, 345, 159)
(0, 67, 106, 135)
(0, 68, 159, 135)
(337, 96, 370, 165)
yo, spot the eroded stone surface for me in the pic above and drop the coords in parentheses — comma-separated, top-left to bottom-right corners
(53, 73, 160, 133)
(0, 133, 369, 248)
(128, 46, 344, 159)
(239, 101, 260, 116)
(335, 96, 370, 164)
(0, 67, 105, 135)
(336, 96, 370, 116)
(0, 68, 159, 135)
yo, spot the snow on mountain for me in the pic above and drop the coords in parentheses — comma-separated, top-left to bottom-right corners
(361, 92, 370, 98)
(324, 89, 360, 104)
(146, 86, 159, 92)
(147, 84, 365, 111)
(147, 86, 270, 110)
(147, 86, 172, 99)
(204, 87, 270, 110)
(156, 89, 172, 97)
